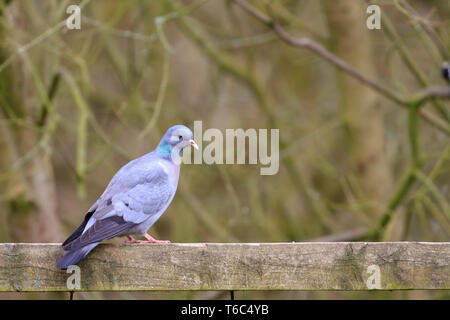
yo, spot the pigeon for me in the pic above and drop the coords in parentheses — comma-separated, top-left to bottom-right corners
(56, 125, 198, 269)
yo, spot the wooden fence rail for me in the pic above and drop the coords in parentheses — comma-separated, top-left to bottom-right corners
(0, 242, 449, 292)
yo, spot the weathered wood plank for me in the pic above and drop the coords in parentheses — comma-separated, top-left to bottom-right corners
(0, 242, 448, 291)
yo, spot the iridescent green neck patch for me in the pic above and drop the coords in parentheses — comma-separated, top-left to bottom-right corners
(157, 142, 172, 157)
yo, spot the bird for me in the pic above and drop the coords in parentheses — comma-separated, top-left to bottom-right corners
(56, 125, 198, 269)
(442, 61, 450, 82)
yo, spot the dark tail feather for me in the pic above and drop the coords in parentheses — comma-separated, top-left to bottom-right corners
(62, 211, 94, 249)
(56, 242, 99, 269)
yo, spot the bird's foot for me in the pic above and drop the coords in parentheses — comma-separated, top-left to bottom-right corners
(125, 235, 140, 243)
(143, 233, 170, 244)
(136, 239, 170, 244)
(124, 234, 170, 244)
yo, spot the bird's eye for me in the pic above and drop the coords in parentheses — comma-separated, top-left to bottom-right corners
(178, 135, 183, 140)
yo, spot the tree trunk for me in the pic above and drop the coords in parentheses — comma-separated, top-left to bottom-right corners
(0, 1, 61, 242)
(324, 0, 393, 215)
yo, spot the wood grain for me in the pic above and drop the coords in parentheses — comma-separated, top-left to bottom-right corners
(0, 242, 448, 291)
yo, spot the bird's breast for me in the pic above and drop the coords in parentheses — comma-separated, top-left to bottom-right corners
(158, 160, 180, 190)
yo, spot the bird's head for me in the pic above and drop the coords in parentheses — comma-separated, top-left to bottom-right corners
(157, 125, 198, 162)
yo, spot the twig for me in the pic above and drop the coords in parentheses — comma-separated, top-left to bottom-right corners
(232, 0, 402, 102)
(83, 16, 158, 43)
(139, 41, 171, 140)
(369, 100, 423, 240)
(231, 0, 450, 135)
(413, 144, 450, 202)
(381, 10, 449, 121)
(63, 70, 89, 198)
(369, 166, 417, 240)
(37, 73, 61, 127)
(0, 0, 91, 74)
(422, 196, 450, 235)
(394, 0, 449, 60)
(232, 1, 450, 238)
(415, 170, 450, 220)
(309, 227, 367, 242)
(168, 0, 330, 220)
(411, 86, 450, 105)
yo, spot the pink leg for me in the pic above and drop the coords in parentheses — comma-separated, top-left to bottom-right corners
(143, 233, 170, 244)
(125, 235, 140, 243)
(125, 234, 170, 244)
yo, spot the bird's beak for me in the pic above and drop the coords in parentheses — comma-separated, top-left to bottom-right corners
(189, 139, 199, 150)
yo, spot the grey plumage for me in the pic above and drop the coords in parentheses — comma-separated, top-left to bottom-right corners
(57, 125, 197, 269)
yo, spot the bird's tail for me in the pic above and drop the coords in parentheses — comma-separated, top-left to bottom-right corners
(56, 242, 100, 269)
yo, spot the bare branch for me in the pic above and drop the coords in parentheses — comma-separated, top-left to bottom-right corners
(412, 86, 450, 105)
(232, 0, 450, 135)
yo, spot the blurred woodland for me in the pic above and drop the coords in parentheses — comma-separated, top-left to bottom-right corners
(0, 0, 449, 299)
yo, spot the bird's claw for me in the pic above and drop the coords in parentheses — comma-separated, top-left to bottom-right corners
(125, 235, 170, 244)
(136, 239, 170, 244)
(124, 239, 140, 243)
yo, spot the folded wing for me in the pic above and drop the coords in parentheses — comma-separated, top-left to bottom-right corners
(62, 158, 175, 250)
(63, 216, 136, 251)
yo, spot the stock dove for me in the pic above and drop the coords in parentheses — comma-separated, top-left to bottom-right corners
(57, 125, 198, 269)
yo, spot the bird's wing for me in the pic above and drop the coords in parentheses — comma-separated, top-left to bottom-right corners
(93, 158, 175, 223)
(62, 216, 135, 251)
(62, 159, 175, 251)
(86, 152, 165, 219)
(62, 211, 94, 248)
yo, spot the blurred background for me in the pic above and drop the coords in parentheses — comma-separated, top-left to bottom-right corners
(0, 0, 449, 299)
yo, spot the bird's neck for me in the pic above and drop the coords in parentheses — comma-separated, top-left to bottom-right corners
(156, 142, 183, 165)
(156, 142, 172, 158)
